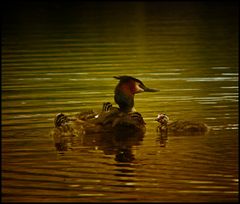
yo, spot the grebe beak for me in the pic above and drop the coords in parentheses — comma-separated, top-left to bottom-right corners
(138, 83, 159, 92)
(143, 86, 159, 92)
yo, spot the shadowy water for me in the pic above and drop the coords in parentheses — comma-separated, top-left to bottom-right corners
(2, 1, 238, 202)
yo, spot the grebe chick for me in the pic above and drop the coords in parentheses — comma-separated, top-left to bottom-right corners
(155, 113, 209, 136)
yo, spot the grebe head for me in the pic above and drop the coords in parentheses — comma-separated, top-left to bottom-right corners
(155, 113, 169, 126)
(114, 76, 158, 112)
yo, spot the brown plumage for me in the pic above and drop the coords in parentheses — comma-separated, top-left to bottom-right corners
(155, 113, 209, 136)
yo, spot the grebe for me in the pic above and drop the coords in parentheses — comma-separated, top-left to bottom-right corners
(50, 76, 158, 140)
(155, 113, 209, 136)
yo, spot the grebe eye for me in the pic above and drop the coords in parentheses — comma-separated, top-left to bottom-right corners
(135, 82, 145, 93)
(139, 83, 144, 89)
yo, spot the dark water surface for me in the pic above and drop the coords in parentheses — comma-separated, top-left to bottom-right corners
(2, 2, 238, 202)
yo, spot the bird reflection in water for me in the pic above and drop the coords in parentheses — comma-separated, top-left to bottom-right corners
(113, 130, 143, 162)
(156, 132, 168, 148)
(52, 126, 144, 163)
(115, 148, 135, 163)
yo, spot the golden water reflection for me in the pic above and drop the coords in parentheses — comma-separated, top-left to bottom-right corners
(2, 1, 238, 202)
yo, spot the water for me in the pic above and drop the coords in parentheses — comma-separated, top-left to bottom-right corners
(2, 2, 238, 202)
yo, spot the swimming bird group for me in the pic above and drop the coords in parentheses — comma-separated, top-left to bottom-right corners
(50, 75, 209, 145)
(51, 76, 158, 140)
